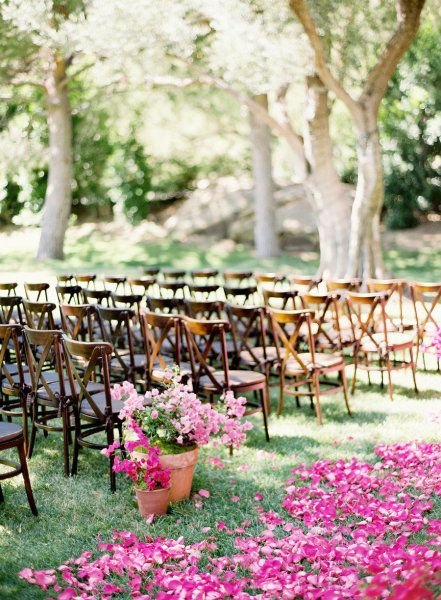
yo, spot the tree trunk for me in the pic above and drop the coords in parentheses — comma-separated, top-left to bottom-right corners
(37, 54, 72, 260)
(249, 94, 280, 259)
(303, 75, 352, 278)
(346, 107, 385, 278)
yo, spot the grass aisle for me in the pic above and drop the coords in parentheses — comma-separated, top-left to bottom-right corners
(1, 366, 440, 599)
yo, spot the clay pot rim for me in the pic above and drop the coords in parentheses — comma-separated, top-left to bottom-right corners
(134, 485, 171, 492)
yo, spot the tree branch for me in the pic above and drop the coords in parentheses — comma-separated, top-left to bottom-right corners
(360, 0, 425, 109)
(1, 78, 45, 90)
(289, 0, 361, 120)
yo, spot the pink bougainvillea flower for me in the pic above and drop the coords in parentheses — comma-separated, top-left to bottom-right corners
(231, 496, 240, 503)
(195, 501, 203, 509)
(254, 492, 264, 502)
(206, 456, 225, 469)
(145, 514, 155, 524)
(237, 464, 249, 471)
(198, 489, 210, 499)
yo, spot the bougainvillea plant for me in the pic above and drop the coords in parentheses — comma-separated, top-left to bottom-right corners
(101, 418, 170, 491)
(421, 327, 441, 359)
(113, 376, 253, 454)
(20, 442, 441, 598)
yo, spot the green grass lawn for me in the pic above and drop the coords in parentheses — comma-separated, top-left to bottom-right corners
(1, 362, 440, 599)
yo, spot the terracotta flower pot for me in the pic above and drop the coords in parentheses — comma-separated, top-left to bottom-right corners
(135, 486, 170, 516)
(159, 447, 199, 502)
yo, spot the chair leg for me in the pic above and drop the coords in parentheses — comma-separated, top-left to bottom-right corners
(277, 373, 285, 417)
(62, 408, 70, 478)
(71, 412, 81, 477)
(385, 353, 393, 401)
(312, 372, 323, 426)
(410, 346, 418, 394)
(351, 355, 358, 395)
(0, 483, 4, 503)
(17, 438, 38, 516)
(340, 368, 352, 416)
(107, 423, 116, 493)
(260, 388, 270, 443)
(21, 395, 29, 454)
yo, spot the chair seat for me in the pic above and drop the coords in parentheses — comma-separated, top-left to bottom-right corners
(2, 363, 29, 375)
(151, 361, 192, 382)
(111, 353, 146, 370)
(284, 352, 343, 375)
(200, 369, 266, 391)
(239, 346, 279, 365)
(3, 370, 59, 391)
(0, 421, 22, 443)
(360, 332, 415, 353)
(37, 380, 104, 401)
(80, 393, 125, 418)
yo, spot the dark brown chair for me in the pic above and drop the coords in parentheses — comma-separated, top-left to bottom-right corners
(190, 269, 218, 282)
(56, 285, 83, 305)
(112, 293, 143, 316)
(223, 271, 253, 286)
(128, 277, 156, 297)
(409, 282, 441, 367)
(97, 306, 146, 385)
(223, 285, 258, 306)
(162, 268, 186, 281)
(270, 309, 350, 424)
(62, 337, 124, 492)
(57, 275, 75, 285)
(83, 289, 115, 307)
(0, 422, 37, 515)
(102, 276, 127, 293)
(255, 273, 285, 289)
(287, 275, 320, 293)
(188, 283, 221, 300)
(263, 289, 299, 311)
(183, 317, 269, 441)
(60, 304, 97, 342)
(346, 292, 418, 400)
(141, 311, 185, 387)
(143, 267, 160, 277)
(300, 292, 346, 352)
(326, 279, 361, 293)
(147, 296, 184, 314)
(0, 296, 25, 325)
(0, 282, 18, 296)
(75, 274, 96, 289)
(184, 299, 224, 320)
(23, 300, 56, 330)
(159, 281, 188, 299)
(24, 282, 50, 302)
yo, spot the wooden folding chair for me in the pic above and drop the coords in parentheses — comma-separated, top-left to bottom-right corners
(102, 276, 127, 294)
(188, 283, 221, 300)
(263, 289, 299, 310)
(56, 285, 83, 305)
(60, 304, 97, 342)
(223, 285, 258, 306)
(223, 271, 253, 286)
(75, 274, 96, 289)
(158, 281, 188, 299)
(183, 316, 270, 441)
(346, 292, 418, 400)
(161, 268, 186, 281)
(300, 292, 345, 353)
(56, 275, 75, 285)
(141, 311, 184, 387)
(326, 279, 361, 293)
(0, 283, 18, 297)
(143, 267, 160, 277)
(128, 276, 156, 298)
(190, 269, 218, 282)
(287, 275, 320, 293)
(83, 289, 115, 307)
(24, 282, 50, 302)
(409, 282, 441, 368)
(147, 296, 184, 314)
(23, 300, 56, 330)
(366, 279, 411, 332)
(0, 296, 25, 325)
(270, 309, 350, 424)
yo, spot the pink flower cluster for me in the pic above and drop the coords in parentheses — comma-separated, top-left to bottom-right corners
(420, 327, 441, 358)
(20, 442, 441, 598)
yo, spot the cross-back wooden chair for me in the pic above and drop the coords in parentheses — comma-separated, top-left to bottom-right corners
(158, 281, 188, 299)
(143, 267, 160, 277)
(0, 324, 31, 448)
(190, 269, 218, 282)
(141, 311, 184, 387)
(183, 316, 270, 441)
(409, 282, 441, 367)
(102, 276, 127, 294)
(287, 275, 320, 293)
(56, 284, 83, 305)
(24, 327, 99, 476)
(97, 306, 146, 385)
(270, 309, 350, 424)
(75, 274, 96, 289)
(0, 282, 18, 296)
(23, 299, 56, 330)
(300, 292, 345, 353)
(366, 279, 410, 332)
(129, 277, 156, 298)
(188, 283, 221, 300)
(263, 289, 299, 311)
(223, 285, 258, 306)
(326, 279, 361, 293)
(57, 274, 75, 285)
(113, 293, 143, 316)
(83, 288, 115, 307)
(255, 273, 285, 292)
(60, 304, 97, 342)
(0, 421, 37, 515)
(184, 299, 224, 320)
(223, 271, 253, 287)
(161, 268, 186, 281)
(346, 292, 418, 400)
(147, 296, 184, 314)
(0, 296, 25, 325)
(62, 337, 124, 492)
(24, 282, 50, 302)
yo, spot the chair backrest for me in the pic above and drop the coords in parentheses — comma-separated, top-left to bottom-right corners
(56, 285, 83, 305)
(345, 292, 390, 351)
(96, 306, 137, 378)
(269, 309, 315, 374)
(263, 289, 299, 310)
(60, 304, 97, 341)
(366, 278, 405, 330)
(158, 282, 187, 299)
(226, 303, 269, 365)
(409, 282, 441, 342)
(0, 282, 18, 296)
(112, 293, 143, 316)
(184, 299, 224, 320)
(102, 276, 127, 293)
(223, 271, 253, 286)
(23, 327, 66, 401)
(56, 274, 75, 285)
(147, 296, 184, 314)
(183, 317, 231, 392)
(255, 273, 285, 289)
(0, 296, 25, 325)
(287, 275, 320, 292)
(83, 289, 115, 307)
(301, 292, 343, 350)
(75, 274, 96, 289)
(24, 282, 50, 302)
(141, 311, 181, 380)
(190, 269, 218, 282)
(223, 285, 258, 306)
(128, 277, 156, 296)
(62, 336, 113, 421)
(0, 323, 25, 390)
(143, 267, 160, 276)
(188, 283, 220, 300)
(162, 269, 186, 281)
(23, 299, 56, 330)
(326, 278, 361, 293)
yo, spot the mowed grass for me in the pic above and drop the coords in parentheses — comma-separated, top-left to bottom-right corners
(1, 361, 441, 599)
